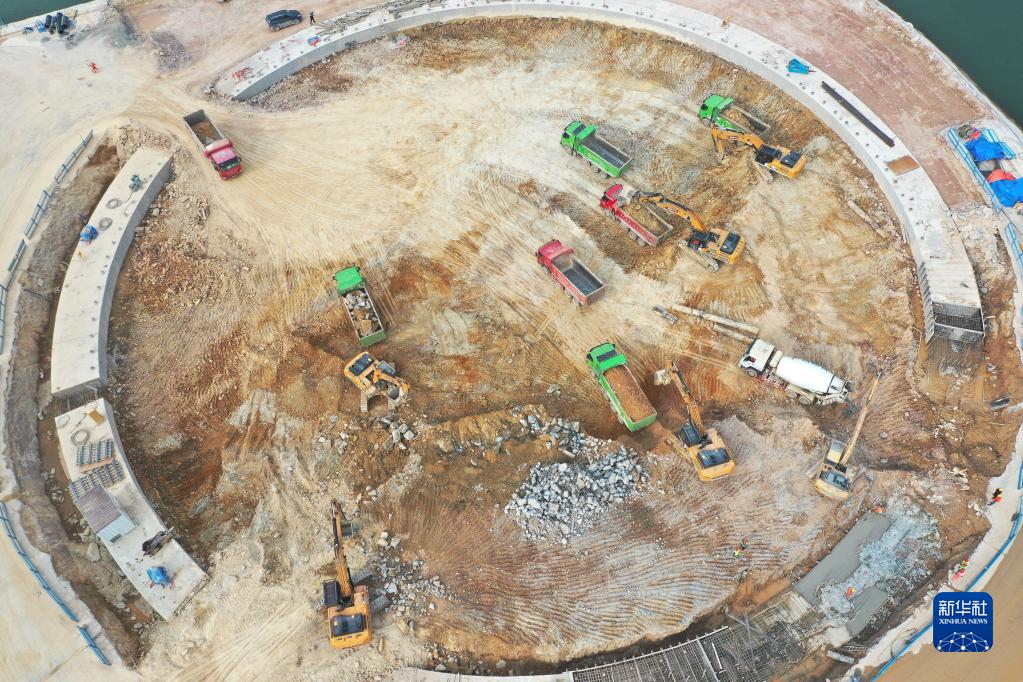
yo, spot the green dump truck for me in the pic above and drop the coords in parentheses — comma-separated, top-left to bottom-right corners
(586, 342, 657, 432)
(335, 266, 386, 347)
(698, 94, 770, 135)
(561, 121, 632, 178)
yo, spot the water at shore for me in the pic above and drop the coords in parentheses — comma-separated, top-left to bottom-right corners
(2, 1, 1020, 126)
(881, 0, 1023, 126)
(0, 0, 87, 25)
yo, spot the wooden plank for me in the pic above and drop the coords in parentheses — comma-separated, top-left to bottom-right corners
(886, 154, 920, 175)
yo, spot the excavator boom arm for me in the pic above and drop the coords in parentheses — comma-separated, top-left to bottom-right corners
(840, 374, 881, 464)
(330, 500, 355, 600)
(670, 363, 705, 435)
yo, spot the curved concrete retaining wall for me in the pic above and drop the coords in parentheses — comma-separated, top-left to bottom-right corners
(218, 0, 984, 345)
(55, 399, 207, 620)
(50, 147, 171, 397)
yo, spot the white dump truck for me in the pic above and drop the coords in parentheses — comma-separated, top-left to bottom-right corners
(739, 338, 852, 406)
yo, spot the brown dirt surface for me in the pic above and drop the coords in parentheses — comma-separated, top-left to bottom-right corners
(602, 364, 656, 423)
(84, 16, 1023, 674)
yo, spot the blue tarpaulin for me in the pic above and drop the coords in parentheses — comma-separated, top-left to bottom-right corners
(991, 179, 1023, 208)
(147, 566, 173, 587)
(965, 137, 1009, 163)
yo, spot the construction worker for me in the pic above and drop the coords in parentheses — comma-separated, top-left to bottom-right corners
(990, 488, 1004, 506)
(309, 10, 315, 23)
(733, 539, 748, 558)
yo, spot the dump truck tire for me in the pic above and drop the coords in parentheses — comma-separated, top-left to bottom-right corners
(745, 369, 758, 378)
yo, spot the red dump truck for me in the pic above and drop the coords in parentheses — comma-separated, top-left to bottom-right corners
(600, 184, 678, 246)
(537, 239, 607, 305)
(184, 110, 243, 180)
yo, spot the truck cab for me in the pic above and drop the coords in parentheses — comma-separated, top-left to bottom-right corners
(561, 121, 586, 148)
(739, 338, 776, 377)
(209, 145, 242, 179)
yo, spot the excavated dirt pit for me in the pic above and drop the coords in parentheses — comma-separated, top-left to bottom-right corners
(90, 17, 1023, 678)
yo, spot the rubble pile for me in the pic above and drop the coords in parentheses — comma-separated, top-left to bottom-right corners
(505, 447, 648, 543)
(375, 535, 446, 619)
(342, 289, 381, 336)
(517, 411, 589, 455)
(381, 415, 416, 452)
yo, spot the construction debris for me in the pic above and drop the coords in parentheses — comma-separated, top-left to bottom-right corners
(505, 447, 648, 543)
(652, 305, 678, 324)
(670, 303, 760, 336)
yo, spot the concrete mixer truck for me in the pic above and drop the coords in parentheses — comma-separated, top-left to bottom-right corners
(738, 338, 852, 406)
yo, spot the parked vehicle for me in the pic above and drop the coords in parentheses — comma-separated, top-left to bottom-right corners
(266, 9, 302, 31)
(536, 239, 606, 305)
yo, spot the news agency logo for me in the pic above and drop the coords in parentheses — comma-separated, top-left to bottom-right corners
(933, 591, 993, 652)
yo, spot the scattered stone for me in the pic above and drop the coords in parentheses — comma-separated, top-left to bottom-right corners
(85, 542, 101, 562)
(504, 446, 646, 543)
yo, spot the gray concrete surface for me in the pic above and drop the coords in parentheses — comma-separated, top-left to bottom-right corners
(55, 399, 207, 620)
(50, 148, 171, 397)
(796, 512, 891, 606)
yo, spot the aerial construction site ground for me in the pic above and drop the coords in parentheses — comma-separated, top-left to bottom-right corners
(4, 3, 1023, 681)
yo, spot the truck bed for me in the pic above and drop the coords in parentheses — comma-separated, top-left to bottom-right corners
(189, 119, 222, 146)
(563, 263, 601, 295)
(625, 202, 685, 240)
(581, 135, 630, 169)
(604, 365, 656, 422)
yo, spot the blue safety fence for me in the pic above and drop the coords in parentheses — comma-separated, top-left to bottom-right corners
(78, 626, 111, 666)
(0, 130, 93, 354)
(0, 500, 111, 665)
(871, 492, 1023, 679)
(946, 127, 1007, 209)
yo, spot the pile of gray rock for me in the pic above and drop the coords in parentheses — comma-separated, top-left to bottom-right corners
(382, 416, 415, 451)
(505, 447, 648, 544)
(376, 539, 446, 618)
(518, 412, 589, 456)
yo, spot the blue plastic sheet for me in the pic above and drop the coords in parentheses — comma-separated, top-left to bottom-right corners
(965, 137, 1009, 162)
(991, 179, 1023, 207)
(147, 566, 172, 587)
(787, 58, 811, 74)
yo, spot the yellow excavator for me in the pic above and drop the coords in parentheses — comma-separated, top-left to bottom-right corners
(322, 499, 372, 649)
(634, 191, 745, 266)
(815, 373, 881, 500)
(343, 352, 409, 412)
(655, 363, 735, 481)
(710, 126, 806, 179)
